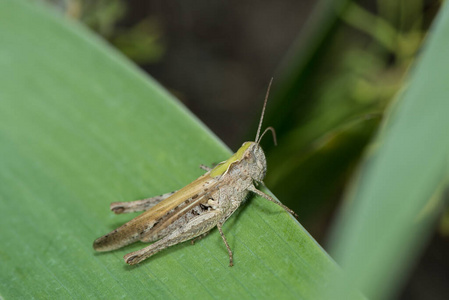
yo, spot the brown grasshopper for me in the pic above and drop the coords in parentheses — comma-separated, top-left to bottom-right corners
(93, 79, 297, 266)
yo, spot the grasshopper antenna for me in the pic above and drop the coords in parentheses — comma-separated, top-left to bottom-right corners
(255, 78, 273, 143)
(257, 126, 277, 146)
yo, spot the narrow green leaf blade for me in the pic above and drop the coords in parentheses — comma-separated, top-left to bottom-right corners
(0, 1, 341, 299)
(327, 2, 449, 299)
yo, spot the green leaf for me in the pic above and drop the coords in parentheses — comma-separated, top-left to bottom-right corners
(326, 2, 449, 299)
(0, 1, 340, 298)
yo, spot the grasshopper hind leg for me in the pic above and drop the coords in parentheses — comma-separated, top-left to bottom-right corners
(190, 231, 210, 245)
(110, 191, 178, 214)
(124, 210, 220, 265)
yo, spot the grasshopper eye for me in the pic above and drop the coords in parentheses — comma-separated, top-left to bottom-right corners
(256, 157, 264, 169)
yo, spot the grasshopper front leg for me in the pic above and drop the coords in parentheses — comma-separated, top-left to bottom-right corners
(110, 191, 178, 214)
(124, 210, 221, 265)
(199, 164, 212, 171)
(247, 185, 298, 218)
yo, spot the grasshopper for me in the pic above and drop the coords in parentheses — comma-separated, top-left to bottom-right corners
(93, 79, 297, 266)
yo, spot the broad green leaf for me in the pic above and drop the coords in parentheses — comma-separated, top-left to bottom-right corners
(327, 2, 449, 299)
(0, 1, 340, 299)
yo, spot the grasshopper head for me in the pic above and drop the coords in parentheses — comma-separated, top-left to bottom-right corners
(244, 141, 267, 182)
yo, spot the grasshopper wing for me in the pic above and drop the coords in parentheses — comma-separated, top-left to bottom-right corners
(93, 173, 219, 251)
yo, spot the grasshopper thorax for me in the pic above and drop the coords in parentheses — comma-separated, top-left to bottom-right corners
(210, 141, 267, 183)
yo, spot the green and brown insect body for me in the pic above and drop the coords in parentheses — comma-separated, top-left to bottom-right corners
(93, 79, 297, 266)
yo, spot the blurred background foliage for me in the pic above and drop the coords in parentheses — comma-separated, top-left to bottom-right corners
(40, 0, 446, 297)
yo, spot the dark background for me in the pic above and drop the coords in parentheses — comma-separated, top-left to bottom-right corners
(120, 0, 316, 149)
